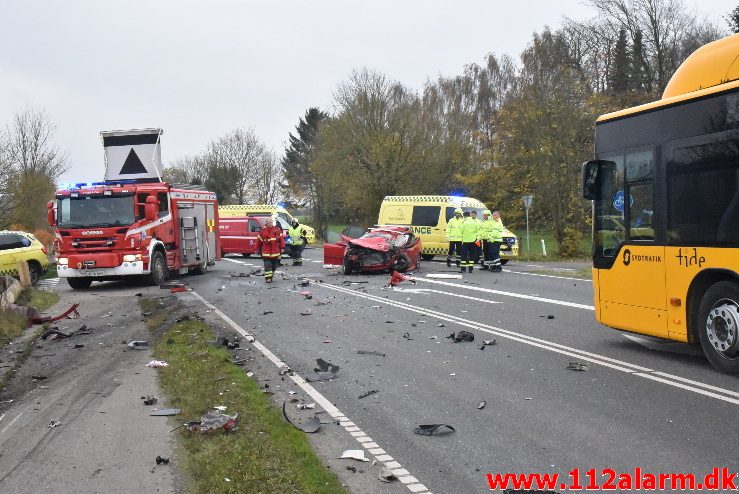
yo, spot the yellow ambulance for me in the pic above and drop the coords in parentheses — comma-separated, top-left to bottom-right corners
(218, 205, 316, 244)
(377, 195, 518, 263)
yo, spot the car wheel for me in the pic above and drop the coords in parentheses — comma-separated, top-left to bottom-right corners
(420, 254, 435, 261)
(697, 281, 739, 375)
(393, 254, 410, 273)
(67, 278, 93, 290)
(28, 262, 42, 286)
(342, 259, 354, 275)
(147, 251, 169, 286)
(242, 253, 251, 258)
(500, 259, 509, 266)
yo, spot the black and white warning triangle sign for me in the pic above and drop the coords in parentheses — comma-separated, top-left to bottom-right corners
(119, 148, 148, 175)
(101, 128, 163, 181)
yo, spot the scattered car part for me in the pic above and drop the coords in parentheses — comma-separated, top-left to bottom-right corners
(128, 340, 149, 350)
(187, 410, 238, 432)
(41, 328, 71, 340)
(297, 402, 316, 410)
(357, 350, 385, 357)
(48, 420, 62, 428)
(151, 408, 182, 416)
(155, 456, 170, 465)
(146, 360, 169, 368)
(282, 402, 321, 433)
(477, 401, 486, 409)
(567, 361, 588, 371)
(379, 468, 398, 483)
(338, 449, 369, 462)
(306, 358, 339, 382)
(413, 424, 455, 436)
(142, 396, 158, 406)
(30, 303, 80, 325)
(358, 390, 379, 399)
(447, 331, 475, 342)
(389, 270, 416, 287)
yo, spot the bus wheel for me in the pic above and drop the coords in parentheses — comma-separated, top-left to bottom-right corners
(420, 254, 435, 261)
(697, 281, 739, 374)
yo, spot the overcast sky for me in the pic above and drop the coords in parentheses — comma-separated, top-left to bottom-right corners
(0, 0, 733, 185)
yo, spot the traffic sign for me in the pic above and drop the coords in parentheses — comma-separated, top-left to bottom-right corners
(522, 195, 533, 209)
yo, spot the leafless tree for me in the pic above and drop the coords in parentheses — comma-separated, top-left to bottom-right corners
(2, 108, 68, 180)
(252, 150, 282, 204)
(209, 128, 265, 204)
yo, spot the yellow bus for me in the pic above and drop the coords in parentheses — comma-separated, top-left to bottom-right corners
(582, 33, 739, 374)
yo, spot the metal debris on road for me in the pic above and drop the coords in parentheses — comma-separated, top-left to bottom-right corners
(379, 468, 398, 483)
(282, 402, 321, 433)
(402, 332, 413, 340)
(155, 456, 170, 465)
(142, 395, 158, 406)
(30, 303, 80, 325)
(358, 389, 379, 399)
(339, 449, 369, 462)
(540, 314, 555, 319)
(186, 410, 238, 433)
(389, 270, 416, 287)
(413, 424, 456, 436)
(357, 350, 385, 357)
(146, 360, 169, 368)
(297, 402, 316, 410)
(73, 343, 85, 349)
(566, 361, 588, 371)
(299, 291, 312, 299)
(151, 408, 182, 416)
(262, 311, 273, 315)
(300, 311, 312, 316)
(32, 375, 47, 381)
(306, 358, 340, 382)
(480, 339, 497, 350)
(447, 331, 475, 343)
(41, 328, 71, 340)
(48, 420, 62, 428)
(477, 401, 486, 409)
(299, 280, 310, 287)
(128, 340, 149, 350)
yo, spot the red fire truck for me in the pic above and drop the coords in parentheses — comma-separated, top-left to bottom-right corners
(49, 128, 221, 289)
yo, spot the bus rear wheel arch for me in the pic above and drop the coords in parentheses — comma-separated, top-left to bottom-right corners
(697, 281, 739, 375)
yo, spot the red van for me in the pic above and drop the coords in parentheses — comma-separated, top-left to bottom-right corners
(219, 216, 294, 257)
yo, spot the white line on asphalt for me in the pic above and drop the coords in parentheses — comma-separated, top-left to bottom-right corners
(186, 290, 432, 494)
(394, 287, 500, 305)
(0, 412, 23, 435)
(314, 281, 739, 407)
(502, 269, 592, 282)
(415, 277, 594, 310)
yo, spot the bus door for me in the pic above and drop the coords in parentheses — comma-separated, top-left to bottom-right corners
(595, 149, 668, 338)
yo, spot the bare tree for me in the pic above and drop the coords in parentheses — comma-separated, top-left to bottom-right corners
(3, 108, 68, 179)
(252, 151, 282, 204)
(210, 129, 265, 204)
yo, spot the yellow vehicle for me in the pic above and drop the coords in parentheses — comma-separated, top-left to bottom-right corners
(0, 231, 49, 285)
(377, 195, 518, 263)
(218, 205, 316, 244)
(582, 33, 739, 374)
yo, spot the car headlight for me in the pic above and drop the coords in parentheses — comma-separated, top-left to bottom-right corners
(57, 257, 68, 265)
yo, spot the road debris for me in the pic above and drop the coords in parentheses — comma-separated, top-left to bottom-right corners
(279, 365, 293, 376)
(358, 389, 379, 399)
(477, 401, 486, 409)
(480, 339, 497, 350)
(339, 449, 369, 462)
(151, 408, 182, 416)
(147, 360, 169, 368)
(379, 468, 398, 483)
(128, 340, 149, 350)
(170, 286, 188, 293)
(299, 291, 312, 299)
(186, 409, 239, 433)
(41, 328, 71, 340)
(566, 361, 588, 371)
(357, 350, 385, 357)
(402, 332, 413, 340)
(73, 343, 84, 349)
(142, 395, 158, 406)
(29, 303, 80, 325)
(48, 420, 62, 428)
(32, 375, 47, 381)
(299, 280, 310, 287)
(306, 358, 339, 382)
(297, 402, 316, 410)
(447, 331, 475, 343)
(263, 311, 273, 315)
(282, 402, 321, 433)
(389, 271, 416, 287)
(300, 310, 313, 316)
(540, 314, 555, 319)
(414, 424, 455, 436)
(155, 456, 170, 465)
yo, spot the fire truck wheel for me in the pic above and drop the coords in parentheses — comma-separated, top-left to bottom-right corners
(67, 278, 93, 290)
(193, 261, 208, 275)
(147, 251, 169, 286)
(241, 253, 252, 258)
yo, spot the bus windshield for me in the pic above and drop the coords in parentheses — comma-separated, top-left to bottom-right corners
(57, 195, 135, 228)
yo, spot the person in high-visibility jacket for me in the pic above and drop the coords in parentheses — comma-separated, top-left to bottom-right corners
(470, 210, 483, 265)
(488, 210, 505, 272)
(459, 211, 479, 273)
(480, 210, 495, 270)
(255, 217, 285, 283)
(285, 219, 307, 266)
(445, 208, 464, 267)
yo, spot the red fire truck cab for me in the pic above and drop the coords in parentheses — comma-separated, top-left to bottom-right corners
(50, 180, 220, 289)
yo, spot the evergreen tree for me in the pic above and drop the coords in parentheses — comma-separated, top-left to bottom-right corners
(608, 29, 630, 93)
(727, 6, 739, 33)
(281, 108, 326, 206)
(630, 30, 650, 93)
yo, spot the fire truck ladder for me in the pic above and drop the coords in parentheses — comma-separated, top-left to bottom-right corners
(180, 216, 201, 262)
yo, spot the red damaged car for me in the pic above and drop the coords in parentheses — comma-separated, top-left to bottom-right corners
(323, 226, 422, 274)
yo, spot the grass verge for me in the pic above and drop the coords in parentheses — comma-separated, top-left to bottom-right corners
(146, 304, 346, 494)
(0, 288, 59, 347)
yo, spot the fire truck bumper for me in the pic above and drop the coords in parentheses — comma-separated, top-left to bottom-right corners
(57, 261, 145, 278)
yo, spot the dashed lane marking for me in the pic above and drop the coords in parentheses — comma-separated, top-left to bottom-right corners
(313, 281, 739, 407)
(502, 269, 592, 282)
(186, 290, 433, 494)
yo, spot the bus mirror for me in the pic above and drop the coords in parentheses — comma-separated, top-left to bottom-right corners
(47, 201, 56, 227)
(145, 195, 158, 221)
(582, 160, 603, 200)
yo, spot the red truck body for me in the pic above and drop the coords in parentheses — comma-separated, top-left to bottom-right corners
(218, 216, 263, 257)
(51, 180, 220, 289)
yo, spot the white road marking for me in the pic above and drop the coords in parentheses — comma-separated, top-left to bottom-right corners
(315, 281, 739, 407)
(186, 290, 432, 493)
(502, 269, 591, 282)
(0, 412, 23, 435)
(394, 287, 500, 305)
(415, 277, 594, 310)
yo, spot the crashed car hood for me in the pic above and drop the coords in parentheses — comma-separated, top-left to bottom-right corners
(341, 235, 390, 252)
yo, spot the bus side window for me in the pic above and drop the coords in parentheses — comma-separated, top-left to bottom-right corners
(625, 150, 654, 242)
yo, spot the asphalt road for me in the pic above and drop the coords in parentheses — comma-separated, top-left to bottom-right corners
(10, 250, 739, 494)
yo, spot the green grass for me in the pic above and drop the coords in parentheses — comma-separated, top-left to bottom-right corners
(514, 230, 591, 261)
(41, 263, 57, 280)
(147, 307, 346, 494)
(15, 288, 59, 311)
(0, 288, 59, 347)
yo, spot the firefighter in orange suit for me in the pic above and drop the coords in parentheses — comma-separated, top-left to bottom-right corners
(255, 217, 285, 283)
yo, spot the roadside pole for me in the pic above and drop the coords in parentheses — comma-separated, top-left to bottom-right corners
(522, 195, 533, 255)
